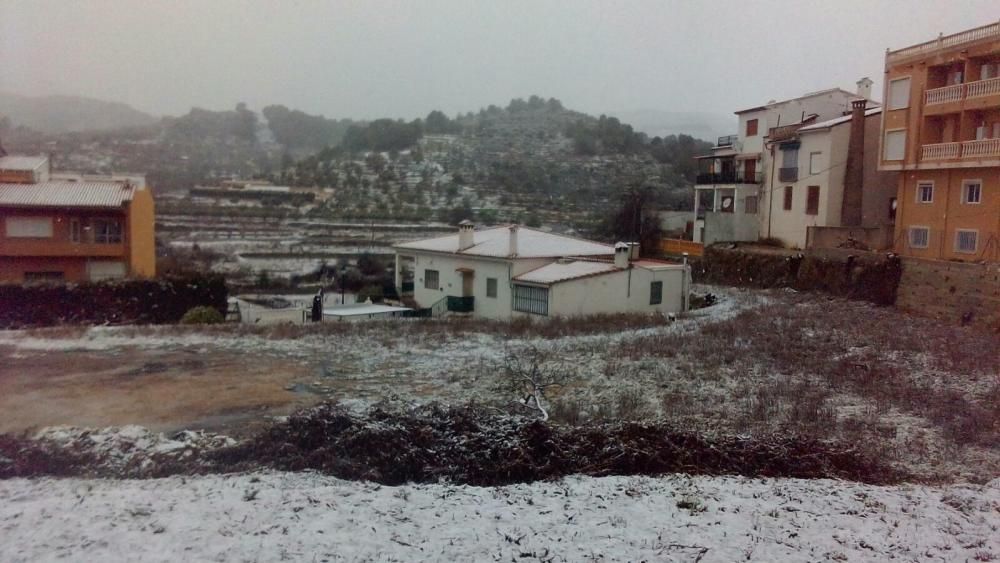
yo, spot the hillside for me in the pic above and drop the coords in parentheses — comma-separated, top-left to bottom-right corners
(0, 92, 158, 134)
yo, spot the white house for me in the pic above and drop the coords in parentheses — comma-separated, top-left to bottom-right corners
(393, 222, 690, 319)
(693, 81, 875, 246)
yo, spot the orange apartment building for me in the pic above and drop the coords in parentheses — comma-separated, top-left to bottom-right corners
(0, 155, 156, 283)
(880, 21, 1000, 262)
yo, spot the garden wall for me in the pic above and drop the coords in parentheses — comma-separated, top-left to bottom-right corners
(0, 275, 228, 329)
(896, 257, 1000, 330)
(695, 244, 902, 305)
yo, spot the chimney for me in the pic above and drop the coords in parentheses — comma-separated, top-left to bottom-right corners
(856, 77, 873, 100)
(614, 242, 630, 268)
(627, 242, 640, 260)
(841, 99, 867, 227)
(458, 220, 474, 251)
(507, 224, 518, 257)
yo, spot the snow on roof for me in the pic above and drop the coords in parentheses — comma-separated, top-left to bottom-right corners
(0, 182, 135, 209)
(323, 303, 412, 316)
(395, 226, 614, 259)
(798, 107, 883, 132)
(514, 260, 621, 285)
(734, 88, 863, 115)
(0, 155, 48, 171)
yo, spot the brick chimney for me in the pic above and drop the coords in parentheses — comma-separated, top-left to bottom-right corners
(458, 220, 474, 251)
(841, 99, 867, 227)
(614, 242, 630, 268)
(507, 224, 518, 257)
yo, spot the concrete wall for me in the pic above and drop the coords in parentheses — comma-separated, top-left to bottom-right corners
(532, 265, 689, 318)
(896, 256, 1000, 329)
(703, 209, 759, 245)
(128, 186, 156, 278)
(806, 225, 894, 251)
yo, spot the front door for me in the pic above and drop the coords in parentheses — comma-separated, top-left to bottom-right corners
(743, 159, 756, 183)
(462, 271, 474, 297)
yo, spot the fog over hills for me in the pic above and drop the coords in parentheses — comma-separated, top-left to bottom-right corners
(0, 92, 158, 134)
(611, 109, 733, 143)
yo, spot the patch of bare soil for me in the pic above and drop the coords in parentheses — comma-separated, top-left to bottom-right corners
(0, 347, 319, 436)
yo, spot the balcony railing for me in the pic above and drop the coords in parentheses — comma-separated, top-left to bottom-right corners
(446, 295, 475, 313)
(695, 171, 762, 185)
(925, 77, 1000, 105)
(717, 135, 738, 147)
(921, 142, 961, 160)
(961, 138, 1000, 159)
(769, 124, 802, 143)
(887, 21, 1000, 64)
(920, 139, 1000, 160)
(778, 167, 798, 182)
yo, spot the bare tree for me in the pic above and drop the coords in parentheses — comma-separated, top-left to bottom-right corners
(496, 345, 571, 421)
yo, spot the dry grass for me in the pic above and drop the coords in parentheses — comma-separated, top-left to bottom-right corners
(541, 293, 999, 482)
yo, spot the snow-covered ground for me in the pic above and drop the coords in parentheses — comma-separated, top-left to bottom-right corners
(1, 472, 997, 562)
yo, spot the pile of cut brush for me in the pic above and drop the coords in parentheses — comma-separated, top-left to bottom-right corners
(1, 404, 904, 484)
(213, 403, 902, 485)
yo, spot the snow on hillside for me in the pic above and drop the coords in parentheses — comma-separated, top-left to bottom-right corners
(1, 472, 997, 562)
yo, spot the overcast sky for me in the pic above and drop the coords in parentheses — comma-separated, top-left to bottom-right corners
(1, 0, 997, 121)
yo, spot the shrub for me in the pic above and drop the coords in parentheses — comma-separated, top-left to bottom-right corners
(180, 306, 224, 325)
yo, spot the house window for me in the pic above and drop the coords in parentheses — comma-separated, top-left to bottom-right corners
(5, 217, 53, 238)
(744, 195, 758, 214)
(70, 219, 81, 243)
(806, 186, 820, 215)
(908, 226, 930, 249)
(746, 119, 758, 137)
(650, 281, 663, 305)
(887, 77, 911, 110)
(884, 130, 906, 161)
(512, 284, 548, 316)
(783, 186, 793, 211)
(424, 269, 439, 290)
(486, 277, 498, 298)
(781, 146, 799, 169)
(809, 152, 822, 175)
(962, 180, 982, 204)
(916, 181, 934, 203)
(92, 219, 123, 244)
(955, 230, 978, 254)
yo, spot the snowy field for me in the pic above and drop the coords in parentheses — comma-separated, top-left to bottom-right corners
(1, 285, 997, 482)
(1, 472, 998, 562)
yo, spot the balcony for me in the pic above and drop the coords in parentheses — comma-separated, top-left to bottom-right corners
(778, 167, 798, 182)
(716, 135, 738, 147)
(925, 77, 1000, 106)
(920, 139, 1000, 160)
(695, 171, 762, 185)
(921, 142, 961, 160)
(887, 21, 1000, 64)
(446, 295, 475, 313)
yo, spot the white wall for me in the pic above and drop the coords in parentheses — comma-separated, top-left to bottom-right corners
(765, 124, 851, 248)
(409, 251, 551, 319)
(536, 265, 689, 318)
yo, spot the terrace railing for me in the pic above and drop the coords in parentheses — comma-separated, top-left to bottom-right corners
(695, 171, 762, 185)
(961, 138, 1000, 159)
(887, 21, 1000, 63)
(925, 77, 1000, 105)
(921, 142, 961, 160)
(446, 296, 475, 313)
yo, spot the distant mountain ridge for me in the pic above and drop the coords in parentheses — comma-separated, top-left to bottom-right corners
(0, 92, 158, 134)
(610, 109, 733, 144)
